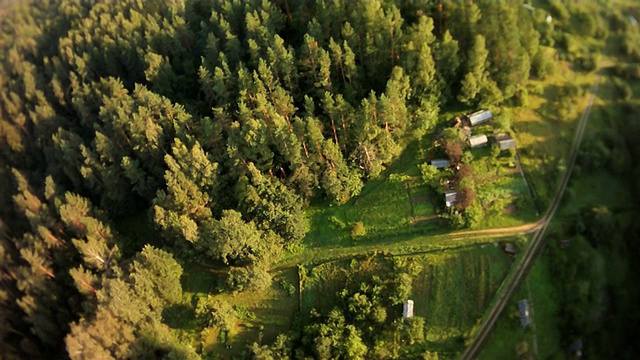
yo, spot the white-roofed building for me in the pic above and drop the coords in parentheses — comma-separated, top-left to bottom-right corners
(402, 300, 414, 319)
(468, 134, 488, 148)
(467, 110, 493, 126)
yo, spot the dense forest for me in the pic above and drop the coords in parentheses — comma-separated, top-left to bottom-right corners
(0, 0, 639, 359)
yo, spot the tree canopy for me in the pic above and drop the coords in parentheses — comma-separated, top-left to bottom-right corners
(0, 0, 595, 358)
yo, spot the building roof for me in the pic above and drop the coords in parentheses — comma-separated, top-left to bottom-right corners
(403, 300, 414, 319)
(467, 110, 493, 126)
(518, 300, 530, 328)
(504, 243, 517, 254)
(444, 190, 458, 208)
(495, 133, 516, 150)
(430, 159, 450, 169)
(468, 134, 488, 148)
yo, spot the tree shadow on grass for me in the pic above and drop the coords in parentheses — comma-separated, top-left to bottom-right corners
(163, 303, 197, 330)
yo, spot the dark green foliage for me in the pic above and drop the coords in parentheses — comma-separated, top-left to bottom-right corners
(195, 296, 236, 331)
(200, 209, 281, 267)
(0, 0, 622, 358)
(397, 316, 426, 345)
(226, 265, 273, 292)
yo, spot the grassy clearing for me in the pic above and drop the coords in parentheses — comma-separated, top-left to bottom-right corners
(302, 141, 436, 250)
(477, 278, 533, 360)
(478, 250, 562, 360)
(512, 57, 599, 208)
(199, 268, 299, 358)
(300, 244, 515, 356)
(470, 148, 538, 229)
(410, 244, 513, 350)
(561, 171, 631, 216)
(165, 264, 299, 359)
(528, 255, 562, 359)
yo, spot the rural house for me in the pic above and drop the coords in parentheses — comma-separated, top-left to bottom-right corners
(467, 109, 493, 126)
(517, 299, 531, 328)
(468, 134, 488, 148)
(403, 300, 414, 319)
(495, 133, 516, 151)
(444, 190, 458, 208)
(430, 159, 450, 169)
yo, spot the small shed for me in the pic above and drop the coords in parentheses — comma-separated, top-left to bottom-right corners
(402, 300, 414, 319)
(569, 339, 583, 358)
(504, 243, 517, 255)
(430, 159, 450, 169)
(517, 299, 530, 328)
(444, 190, 458, 208)
(468, 134, 488, 148)
(495, 133, 516, 151)
(467, 110, 493, 126)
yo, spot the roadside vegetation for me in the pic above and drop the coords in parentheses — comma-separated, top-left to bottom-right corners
(481, 1, 640, 358)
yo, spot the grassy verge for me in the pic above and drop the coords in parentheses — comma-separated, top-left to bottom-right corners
(478, 247, 563, 360)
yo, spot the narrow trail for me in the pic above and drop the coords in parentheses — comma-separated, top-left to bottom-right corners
(272, 221, 541, 271)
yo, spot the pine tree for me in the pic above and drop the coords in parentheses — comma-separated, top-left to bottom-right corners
(153, 138, 218, 249)
(199, 209, 280, 266)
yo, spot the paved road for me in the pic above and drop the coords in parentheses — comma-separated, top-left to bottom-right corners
(459, 72, 602, 360)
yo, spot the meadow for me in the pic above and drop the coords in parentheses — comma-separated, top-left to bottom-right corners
(164, 265, 299, 359)
(300, 243, 516, 356)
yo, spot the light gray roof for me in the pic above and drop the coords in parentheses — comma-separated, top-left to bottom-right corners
(402, 300, 414, 319)
(468, 110, 493, 126)
(430, 159, 450, 169)
(495, 133, 516, 150)
(468, 134, 488, 147)
(444, 190, 458, 207)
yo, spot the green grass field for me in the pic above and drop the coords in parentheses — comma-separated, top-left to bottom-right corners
(302, 141, 434, 249)
(410, 245, 513, 352)
(513, 55, 599, 208)
(478, 252, 562, 360)
(202, 268, 299, 357)
(164, 264, 299, 359)
(299, 244, 515, 356)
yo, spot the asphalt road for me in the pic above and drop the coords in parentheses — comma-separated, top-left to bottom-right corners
(459, 72, 602, 360)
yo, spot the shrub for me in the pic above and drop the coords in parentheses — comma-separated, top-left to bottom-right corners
(226, 266, 272, 292)
(279, 279, 296, 297)
(196, 296, 237, 330)
(351, 221, 366, 240)
(329, 215, 346, 229)
(234, 306, 257, 321)
(514, 87, 529, 107)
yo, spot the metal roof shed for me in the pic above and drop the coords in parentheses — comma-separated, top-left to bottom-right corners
(444, 190, 458, 208)
(517, 300, 530, 328)
(402, 300, 414, 319)
(430, 159, 450, 169)
(468, 134, 488, 148)
(467, 110, 493, 126)
(495, 133, 516, 150)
